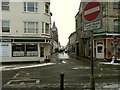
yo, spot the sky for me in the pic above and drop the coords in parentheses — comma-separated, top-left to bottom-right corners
(50, 0, 81, 46)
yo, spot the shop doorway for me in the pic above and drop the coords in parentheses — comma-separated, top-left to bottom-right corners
(96, 42, 104, 59)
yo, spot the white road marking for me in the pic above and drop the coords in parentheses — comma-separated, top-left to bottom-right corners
(13, 73, 19, 79)
(1, 63, 56, 71)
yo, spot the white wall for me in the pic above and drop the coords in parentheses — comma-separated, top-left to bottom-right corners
(2, 1, 51, 37)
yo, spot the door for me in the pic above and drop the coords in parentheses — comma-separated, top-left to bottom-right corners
(96, 44, 104, 59)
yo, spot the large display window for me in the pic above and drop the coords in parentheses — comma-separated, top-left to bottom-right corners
(26, 44, 38, 57)
(12, 43, 38, 57)
(12, 44, 25, 57)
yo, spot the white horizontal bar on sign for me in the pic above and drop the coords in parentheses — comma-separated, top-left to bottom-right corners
(84, 6, 100, 16)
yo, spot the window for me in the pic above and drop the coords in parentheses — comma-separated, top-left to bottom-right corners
(2, 21, 10, 32)
(24, 2, 38, 12)
(2, 0, 9, 11)
(45, 23, 49, 34)
(40, 47, 44, 57)
(45, 3, 49, 14)
(113, 2, 120, 9)
(42, 22, 49, 34)
(24, 22, 38, 33)
(42, 22, 44, 33)
(114, 19, 120, 32)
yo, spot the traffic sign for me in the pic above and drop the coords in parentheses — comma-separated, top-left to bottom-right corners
(83, 1, 100, 21)
(82, 0, 102, 31)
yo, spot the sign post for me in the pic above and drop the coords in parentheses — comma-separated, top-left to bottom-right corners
(82, 0, 102, 90)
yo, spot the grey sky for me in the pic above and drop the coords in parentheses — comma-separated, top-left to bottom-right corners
(50, 0, 81, 46)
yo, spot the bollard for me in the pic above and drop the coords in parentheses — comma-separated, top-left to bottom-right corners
(60, 72, 64, 90)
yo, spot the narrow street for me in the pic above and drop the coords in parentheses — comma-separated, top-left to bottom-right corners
(2, 52, 120, 90)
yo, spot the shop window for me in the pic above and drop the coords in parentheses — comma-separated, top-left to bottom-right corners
(12, 44, 25, 57)
(12, 44, 38, 57)
(26, 44, 38, 57)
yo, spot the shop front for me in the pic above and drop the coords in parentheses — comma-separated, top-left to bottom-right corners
(0, 38, 51, 62)
(94, 37, 120, 60)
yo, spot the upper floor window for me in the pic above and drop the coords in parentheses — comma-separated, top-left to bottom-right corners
(2, 21, 10, 32)
(24, 2, 38, 12)
(42, 22, 50, 34)
(113, 2, 120, 9)
(2, 0, 9, 11)
(24, 22, 38, 33)
(45, 2, 50, 14)
(114, 19, 120, 32)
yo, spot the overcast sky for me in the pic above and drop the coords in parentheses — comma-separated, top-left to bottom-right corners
(50, 0, 81, 46)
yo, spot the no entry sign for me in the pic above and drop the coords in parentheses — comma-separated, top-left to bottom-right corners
(82, 0, 102, 31)
(84, 2, 100, 21)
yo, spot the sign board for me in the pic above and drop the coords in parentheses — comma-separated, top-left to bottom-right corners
(0, 43, 10, 56)
(82, 0, 102, 31)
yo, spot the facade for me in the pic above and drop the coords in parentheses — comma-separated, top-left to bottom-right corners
(68, 31, 76, 56)
(76, 1, 120, 60)
(0, 0, 52, 62)
(51, 21, 60, 53)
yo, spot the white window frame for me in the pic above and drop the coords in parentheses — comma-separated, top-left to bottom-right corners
(2, 0, 9, 11)
(2, 20, 10, 33)
(24, 22, 38, 34)
(42, 22, 50, 34)
(24, 2, 38, 12)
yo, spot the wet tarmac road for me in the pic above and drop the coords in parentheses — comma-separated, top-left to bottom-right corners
(2, 52, 120, 90)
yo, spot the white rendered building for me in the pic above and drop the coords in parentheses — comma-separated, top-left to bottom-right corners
(0, 0, 51, 62)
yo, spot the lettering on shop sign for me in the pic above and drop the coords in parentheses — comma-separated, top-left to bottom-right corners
(0, 39, 13, 42)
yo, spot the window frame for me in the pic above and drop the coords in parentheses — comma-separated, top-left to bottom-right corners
(45, 2, 50, 15)
(24, 22, 38, 34)
(41, 22, 50, 34)
(2, 0, 9, 11)
(2, 20, 10, 33)
(114, 19, 120, 32)
(24, 2, 38, 12)
(113, 2, 120, 9)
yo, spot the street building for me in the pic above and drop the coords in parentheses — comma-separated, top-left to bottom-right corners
(68, 31, 76, 56)
(75, 1, 120, 60)
(51, 21, 61, 53)
(0, 0, 52, 62)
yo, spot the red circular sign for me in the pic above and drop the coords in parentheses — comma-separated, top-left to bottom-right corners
(83, 0, 100, 21)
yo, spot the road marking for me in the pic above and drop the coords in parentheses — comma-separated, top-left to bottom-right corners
(12, 73, 19, 79)
(1, 63, 56, 71)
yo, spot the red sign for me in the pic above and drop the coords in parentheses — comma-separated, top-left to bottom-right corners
(83, 0, 100, 21)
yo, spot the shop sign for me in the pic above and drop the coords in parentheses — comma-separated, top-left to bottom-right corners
(0, 43, 10, 56)
(0, 39, 13, 42)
